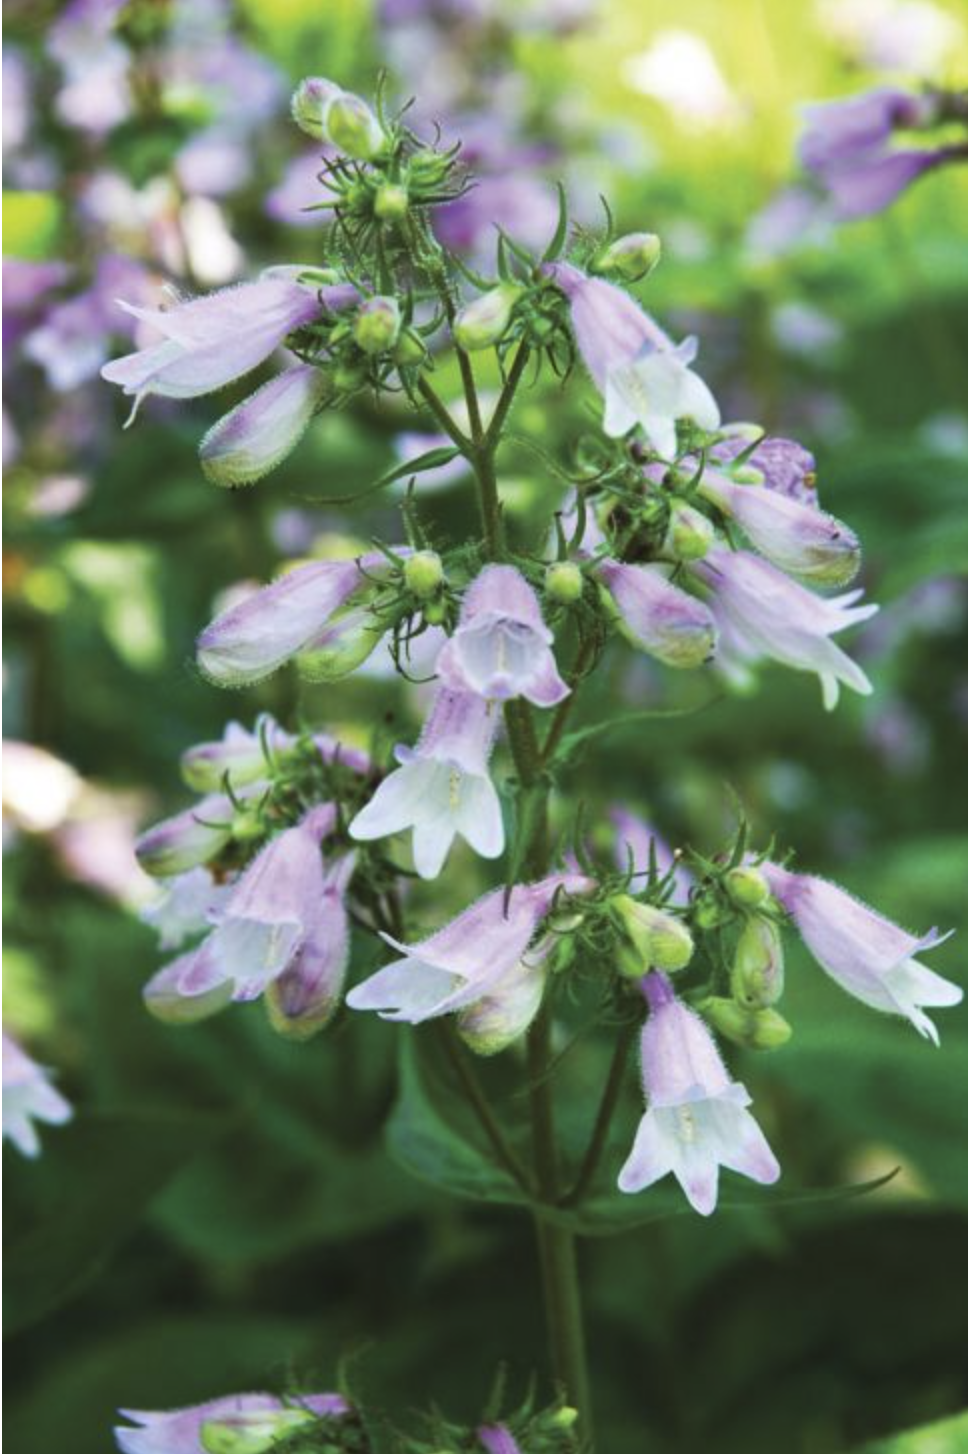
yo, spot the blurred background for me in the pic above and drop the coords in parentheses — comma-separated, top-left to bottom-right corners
(4, 1, 968, 1450)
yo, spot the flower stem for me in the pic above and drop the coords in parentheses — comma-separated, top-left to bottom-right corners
(437, 1022, 534, 1195)
(559, 1017, 637, 1209)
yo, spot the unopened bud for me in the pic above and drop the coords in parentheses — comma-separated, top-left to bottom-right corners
(594, 231, 662, 283)
(724, 865, 770, 909)
(662, 502, 716, 562)
(422, 597, 448, 625)
(394, 328, 427, 366)
(407, 148, 453, 187)
(332, 361, 367, 392)
(545, 560, 584, 604)
(404, 549, 445, 599)
(691, 890, 732, 931)
(550, 1407, 580, 1430)
(290, 77, 341, 140)
(454, 284, 523, 352)
(731, 916, 784, 1007)
(699, 996, 790, 1049)
(374, 182, 409, 220)
(326, 92, 388, 161)
(457, 950, 548, 1055)
(297, 603, 386, 680)
(353, 296, 401, 355)
(200, 1408, 317, 1454)
(611, 895, 694, 975)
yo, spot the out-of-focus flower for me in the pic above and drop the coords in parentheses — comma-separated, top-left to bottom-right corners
(763, 863, 961, 1043)
(692, 547, 876, 709)
(436, 565, 569, 707)
(611, 808, 693, 905)
(618, 972, 779, 1214)
(347, 874, 590, 1024)
(546, 262, 719, 454)
(23, 256, 153, 393)
(597, 559, 717, 669)
(114, 1392, 351, 1454)
(476, 1423, 525, 1454)
(623, 30, 744, 132)
(48, 0, 132, 137)
(2, 1032, 73, 1158)
(2, 741, 81, 832)
(349, 688, 504, 879)
(816, 0, 963, 76)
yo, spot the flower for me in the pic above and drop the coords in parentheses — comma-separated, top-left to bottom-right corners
(710, 433, 817, 505)
(618, 973, 780, 1214)
(597, 558, 717, 669)
(199, 364, 333, 487)
(692, 546, 876, 709)
(477, 1425, 524, 1454)
(135, 792, 239, 878)
(196, 551, 394, 687)
(141, 868, 233, 952)
(101, 276, 322, 423)
(346, 874, 589, 1024)
(349, 688, 504, 879)
(762, 863, 961, 1043)
(697, 470, 860, 586)
(435, 565, 569, 706)
(114, 1392, 350, 1454)
(180, 717, 294, 792)
(456, 938, 551, 1055)
(154, 805, 336, 1006)
(2, 1032, 73, 1158)
(546, 262, 719, 455)
(266, 855, 356, 1039)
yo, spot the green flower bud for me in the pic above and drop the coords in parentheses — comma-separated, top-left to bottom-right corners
(703, 997, 791, 1051)
(454, 284, 524, 352)
(550, 1407, 580, 1430)
(692, 891, 732, 930)
(393, 328, 427, 367)
(611, 894, 694, 976)
(332, 361, 367, 392)
(731, 916, 785, 1007)
(201, 1409, 317, 1454)
(404, 549, 445, 599)
(290, 77, 341, 141)
(353, 296, 401, 355)
(594, 231, 662, 283)
(407, 148, 454, 187)
(724, 864, 771, 909)
(545, 560, 584, 604)
(374, 182, 409, 220)
(296, 603, 386, 680)
(749, 1007, 792, 1049)
(662, 501, 716, 562)
(326, 92, 388, 161)
(422, 597, 448, 626)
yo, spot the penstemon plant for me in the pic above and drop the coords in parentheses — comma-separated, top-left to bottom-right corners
(101, 77, 962, 1452)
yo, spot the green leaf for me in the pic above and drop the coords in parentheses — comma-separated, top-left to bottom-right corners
(3, 1108, 226, 1334)
(295, 445, 462, 506)
(854, 1408, 968, 1453)
(541, 181, 570, 263)
(555, 697, 723, 768)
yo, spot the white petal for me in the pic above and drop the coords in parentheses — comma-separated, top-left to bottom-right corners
(617, 1110, 675, 1193)
(456, 776, 505, 860)
(349, 760, 440, 840)
(346, 956, 460, 1021)
(411, 812, 457, 880)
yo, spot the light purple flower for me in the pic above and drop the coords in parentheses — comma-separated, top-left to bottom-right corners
(199, 363, 332, 486)
(816, 146, 952, 220)
(349, 688, 503, 879)
(266, 854, 356, 1038)
(456, 936, 552, 1055)
(698, 471, 860, 586)
(141, 868, 233, 952)
(48, 0, 132, 137)
(196, 551, 394, 686)
(162, 805, 336, 1005)
(618, 973, 780, 1215)
(180, 716, 294, 793)
(477, 1425, 524, 1454)
(436, 565, 569, 706)
(762, 863, 961, 1044)
(135, 792, 240, 878)
(114, 1392, 350, 1454)
(611, 808, 693, 906)
(711, 434, 818, 505)
(692, 547, 876, 709)
(597, 559, 716, 669)
(265, 152, 331, 228)
(346, 873, 590, 1024)
(2, 1032, 73, 1158)
(101, 277, 321, 422)
(546, 262, 720, 455)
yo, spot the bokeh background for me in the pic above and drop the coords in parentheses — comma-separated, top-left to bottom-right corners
(4, 1, 968, 1450)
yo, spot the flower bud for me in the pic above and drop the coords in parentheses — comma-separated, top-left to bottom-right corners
(692, 891, 731, 930)
(404, 549, 445, 599)
(290, 77, 342, 139)
(332, 360, 367, 392)
(353, 296, 401, 355)
(731, 916, 785, 1007)
(594, 231, 662, 283)
(611, 895, 694, 975)
(394, 328, 427, 366)
(662, 502, 716, 562)
(550, 1407, 579, 1430)
(144, 961, 234, 1025)
(136, 797, 234, 877)
(296, 602, 387, 681)
(457, 947, 548, 1055)
(200, 1407, 318, 1454)
(325, 91, 388, 161)
(545, 560, 584, 604)
(454, 284, 523, 352)
(724, 864, 771, 909)
(423, 597, 448, 625)
(374, 182, 409, 220)
(699, 996, 791, 1049)
(200, 366, 332, 488)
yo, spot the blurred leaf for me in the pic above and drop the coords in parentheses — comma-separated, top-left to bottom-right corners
(2, 192, 62, 258)
(855, 1408, 968, 1452)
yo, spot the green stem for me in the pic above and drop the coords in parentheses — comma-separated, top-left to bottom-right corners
(559, 1017, 637, 1209)
(416, 375, 471, 453)
(483, 340, 532, 451)
(540, 632, 599, 767)
(437, 1023, 534, 1195)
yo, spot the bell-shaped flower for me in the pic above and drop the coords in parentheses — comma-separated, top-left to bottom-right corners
(136, 792, 239, 878)
(436, 565, 569, 707)
(266, 854, 356, 1039)
(196, 550, 394, 687)
(141, 868, 233, 952)
(199, 363, 334, 487)
(349, 688, 504, 879)
(114, 1392, 350, 1454)
(180, 716, 294, 793)
(160, 804, 336, 1006)
(101, 276, 323, 423)
(346, 874, 590, 1024)
(762, 863, 961, 1044)
(692, 546, 877, 709)
(618, 972, 780, 1215)
(2, 1032, 73, 1158)
(597, 559, 716, 669)
(457, 937, 552, 1055)
(545, 261, 720, 455)
(698, 471, 860, 586)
